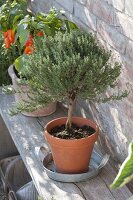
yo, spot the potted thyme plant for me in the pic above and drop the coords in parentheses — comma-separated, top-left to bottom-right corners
(6, 30, 128, 173)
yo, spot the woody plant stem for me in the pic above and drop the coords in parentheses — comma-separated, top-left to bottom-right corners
(65, 91, 76, 130)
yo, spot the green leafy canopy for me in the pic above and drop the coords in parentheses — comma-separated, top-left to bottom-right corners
(9, 30, 128, 114)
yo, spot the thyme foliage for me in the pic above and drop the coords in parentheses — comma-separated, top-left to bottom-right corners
(9, 30, 128, 115)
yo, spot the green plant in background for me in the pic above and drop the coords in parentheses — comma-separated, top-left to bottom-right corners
(15, 8, 78, 73)
(111, 141, 133, 189)
(0, 0, 11, 84)
(0, 0, 6, 6)
(0, 0, 78, 84)
(0, 0, 28, 50)
(0, 33, 19, 85)
(17, 8, 78, 39)
(0, 0, 28, 85)
(38, 196, 43, 200)
(37, 196, 55, 200)
(0, 34, 10, 85)
(7, 30, 128, 130)
(0, 0, 27, 32)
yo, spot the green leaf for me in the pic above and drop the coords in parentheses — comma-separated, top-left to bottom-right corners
(14, 54, 28, 74)
(64, 20, 78, 32)
(17, 24, 26, 35)
(38, 196, 43, 200)
(18, 15, 31, 25)
(110, 142, 133, 188)
(17, 24, 29, 47)
(44, 25, 53, 36)
(20, 29, 29, 47)
(13, 14, 24, 27)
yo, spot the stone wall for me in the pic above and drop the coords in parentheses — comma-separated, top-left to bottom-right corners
(28, 0, 133, 164)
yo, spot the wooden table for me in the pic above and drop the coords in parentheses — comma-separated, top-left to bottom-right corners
(0, 91, 132, 200)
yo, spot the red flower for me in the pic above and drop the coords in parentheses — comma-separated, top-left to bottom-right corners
(4, 37, 10, 48)
(3, 31, 8, 38)
(3, 29, 15, 49)
(36, 31, 44, 37)
(7, 29, 15, 44)
(24, 46, 34, 55)
(24, 35, 34, 55)
(25, 35, 34, 47)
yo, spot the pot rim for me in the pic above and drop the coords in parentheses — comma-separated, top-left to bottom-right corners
(8, 64, 20, 82)
(45, 116, 99, 142)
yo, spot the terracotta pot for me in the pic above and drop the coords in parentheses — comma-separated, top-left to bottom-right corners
(45, 117, 99, 174)
(8, 65, 57, 117)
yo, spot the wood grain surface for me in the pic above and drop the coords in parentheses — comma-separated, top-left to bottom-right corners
(0, 91, 132, 200)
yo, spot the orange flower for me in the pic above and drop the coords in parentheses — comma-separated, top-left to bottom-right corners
(24, 46, 34, 55)
(3, 29, 15, 48)
(36, 31, 44, 37)
(24, 35, 34, 55)
(7, 29, 15, 44)
(3, 31, 8, 38)
(25, 35, 34, 47)
(4, 37, 10, 48)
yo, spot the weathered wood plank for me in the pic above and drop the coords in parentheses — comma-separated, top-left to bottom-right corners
(0, 91, 132, 200)
(99, 163, 133, 199)
(0, 115, 18, 159)
(75, 177, 116, 200)
(0, 93, 86, 200)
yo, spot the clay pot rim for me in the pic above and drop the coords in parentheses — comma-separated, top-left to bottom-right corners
(45, 116, 99, 142)
(8, 64, 20, 82)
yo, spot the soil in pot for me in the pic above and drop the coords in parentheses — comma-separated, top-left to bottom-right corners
(50, 123, 95, 139)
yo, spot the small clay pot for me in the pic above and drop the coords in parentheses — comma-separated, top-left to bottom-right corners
(45, 117, 99, 174)
(8, 65, 57, 117)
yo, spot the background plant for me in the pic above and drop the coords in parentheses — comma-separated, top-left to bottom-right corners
(0, 0, 28, 85)
(17, 8, 78, 40)
(0, 0, 78, 84)
(0, 0, 6, 7)
(0, 32, 20, 85)
(15, 8, 78, 73)
(0, 34, 11, 85)
(8, 30, 128, 130)
(0, 0, 27, 32)
(0, 0, 28, 50)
